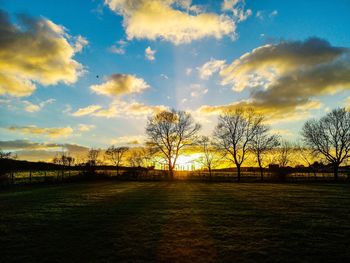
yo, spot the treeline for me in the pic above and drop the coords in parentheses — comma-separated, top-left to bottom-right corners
(1, 107, 350, 182)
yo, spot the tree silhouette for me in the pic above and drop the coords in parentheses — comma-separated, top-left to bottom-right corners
(105, 146, 129, 176)
(197, 136, 222, 179)
(302, 108, 350, 180)
(0, 149, 16, 160)
(214, 108, 263, 182)
(146, 109, 201, 179)
(276, 140, 293, 168)
(250, 125, 280, 181)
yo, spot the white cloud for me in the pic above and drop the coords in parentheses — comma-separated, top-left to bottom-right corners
(160, 74, 169, 79)
(186, 68, 193, 75)
(197, 59, 226, 79)
(145, 46, 156, 61)
(108, 39, 128, 54)
(269, 10, 278, 17)
(222, 0, 252, 22)
(190, 84, 208, 97)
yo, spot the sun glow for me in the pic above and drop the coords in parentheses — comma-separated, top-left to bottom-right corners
(175, 153, 202, 171)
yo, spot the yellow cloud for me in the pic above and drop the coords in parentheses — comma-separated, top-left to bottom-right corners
(72, 100, 168, 119)
(23, 99, 55, 113)
(198, 38, 350, 120)
(111, 135, 146, 146)
(90, 74, 149, 97)
(72, 105, 102, 116)
(105, 0, 237, 44)
(0, 10, 86, 97)
(7, 125, 73, 138)
(77, 124, 95, 132)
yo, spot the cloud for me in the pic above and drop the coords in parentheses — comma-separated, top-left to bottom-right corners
(145, 46, 156, 61)
(222, 0, 252, 22)
(186, 68, 193, 75)
(0, 140, 90, 161)
(199, 38, 350, 119)
(108, 39, 128, 54)
(105, 0, 238, 45)
(160, 74, 169, 79)
(90, 74, 149, 97)
(72, 105, 102, 116)
(72, 100, 168, 119)
(7, 125, 74, 138)
(77, 124, 95, 132)
(190, 84, 208, 97)
(111, 135, 146, 146)
(94, 100, 168, 118)
(0, 9, 86, 97)
(269, 10, 278, 18)
(23, 99, 55, 112)
(197, 58, 226, 79)
(256, 9, 278, 20)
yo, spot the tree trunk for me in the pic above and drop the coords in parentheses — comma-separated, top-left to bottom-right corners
(333, 163, 339, 181)
(237, 165, 241, 182)
(116, 165, 119, 176)
(259, 166, 264, 181)
(168, 160, 174, 180)
(258, 159, 263, 181)
(208, 167, 212, 181)
(169, 167, 174, 180)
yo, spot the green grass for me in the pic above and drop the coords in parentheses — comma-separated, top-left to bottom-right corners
(1, 182, 350, 262)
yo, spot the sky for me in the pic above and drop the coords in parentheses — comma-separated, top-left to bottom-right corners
(1, 0, 350, 161)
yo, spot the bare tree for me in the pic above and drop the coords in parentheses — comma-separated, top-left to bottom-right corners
(0, 149, 16, 160)
(213, 108, 263, 182)
(251, 125, 280, 181)
(295, 142, 318, 178)
(127, 147, 150, 168)
(277, 140, 293, 168)
(146, 109, 201, 179)
(302, 108, 350, 180)
(197, 136, 222, 179)
(105, 146, 129, 175)
(87, 148, 100, 166)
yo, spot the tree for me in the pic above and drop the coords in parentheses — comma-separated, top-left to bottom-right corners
(277, 140, 293, 168)
(250, 125, 280, 181)
(0, 149, 16, 160)
(214, 108, 263, 182)
(105, 146, 129, 176)
(197, 136, 222, 179)
(127, 147, 151, 168)
(302, 108, 350, 180)
(146, 109, 201, 179)
(87, 148, 100, 166)
(295, 142, 318, 178)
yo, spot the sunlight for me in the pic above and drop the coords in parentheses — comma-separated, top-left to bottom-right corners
(175, 153, 202, 171)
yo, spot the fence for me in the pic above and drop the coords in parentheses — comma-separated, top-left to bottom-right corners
(1, 168, 350, 186)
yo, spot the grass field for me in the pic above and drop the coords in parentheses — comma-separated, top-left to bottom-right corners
(1, 182, 350, 262)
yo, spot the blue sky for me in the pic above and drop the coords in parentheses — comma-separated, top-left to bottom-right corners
(1, 0, 350, 160)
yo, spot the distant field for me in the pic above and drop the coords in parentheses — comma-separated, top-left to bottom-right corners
(1, 182, 350, 262)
